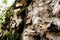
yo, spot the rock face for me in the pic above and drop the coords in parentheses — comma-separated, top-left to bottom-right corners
(21, 0, 60, 40)
(0, 0, 60, 40)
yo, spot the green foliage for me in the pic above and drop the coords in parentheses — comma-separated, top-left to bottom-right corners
(3, 0, 7, 4)
(0, 0, 28, 40)
(1, 31, 20, 40)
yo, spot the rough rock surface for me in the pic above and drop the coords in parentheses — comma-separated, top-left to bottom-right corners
(0, 0, 60, 40)
(22, 0, 60, 40)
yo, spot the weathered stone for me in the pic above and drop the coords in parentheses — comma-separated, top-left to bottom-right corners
(22, 0, 60, 40)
